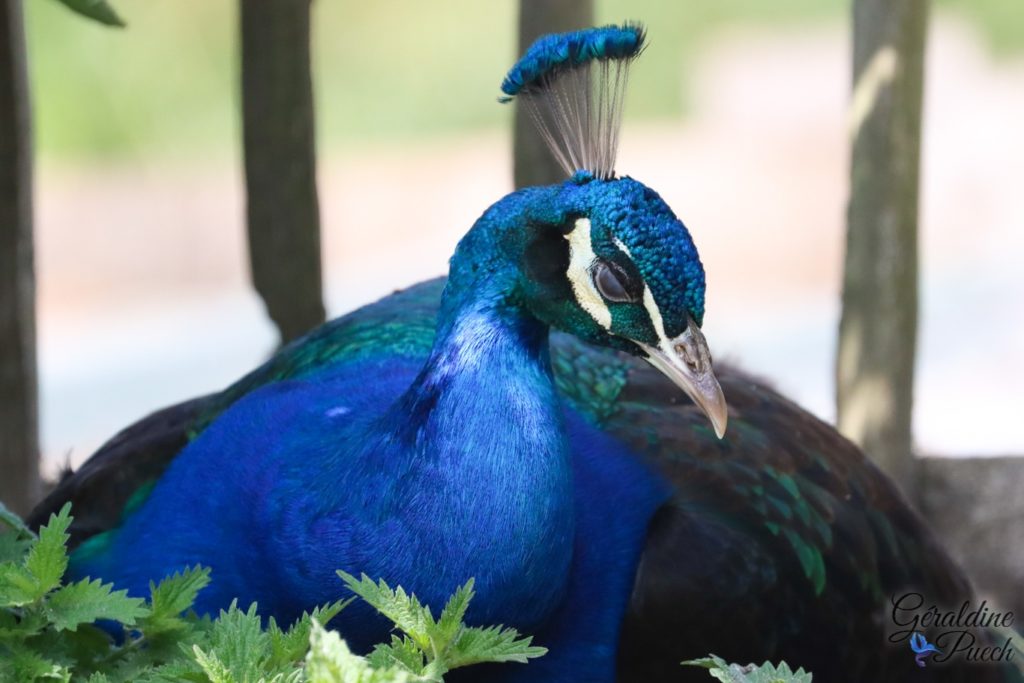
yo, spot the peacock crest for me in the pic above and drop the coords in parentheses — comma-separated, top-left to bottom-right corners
(500, 23, 646, 181)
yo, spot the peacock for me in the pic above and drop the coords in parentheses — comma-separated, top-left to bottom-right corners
(30, 25, 1011, 683)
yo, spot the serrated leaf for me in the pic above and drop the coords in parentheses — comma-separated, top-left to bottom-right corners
(130, 656, 207, 683)
(24, 503, 72, 599)
(0, 501, 34, 538)
(0, 606, 46, 642)
(60, 623, 119, 669)
(0, 562, 40, 606)
(149, 566, 210, 618)
(0, 529, 33, 564)
(0, 605, 22, 636)
(367, 635, 425, 674)
(51, 0, 125, 27)
(683, 654, 813, 683)
(447, 624, 546, 669)
(44, 576, 149, 631)
(432, 579, 473, 645)
(337, 572, 433, 651)
(192, 644, 237, 683)
(201, 601, 272, 678)
(2, 641, 71, 681)
(305, 620, 411, 683)
(268, 599, 351, 668)
(339, 572, 544, 677)
(143, 566, 210, 635)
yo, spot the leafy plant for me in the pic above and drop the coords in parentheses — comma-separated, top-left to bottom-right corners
(339, 572, 545, 681)
(684, 654, 813, 683)
(2, 501, 813, 682)
(0, 502, 543, 682)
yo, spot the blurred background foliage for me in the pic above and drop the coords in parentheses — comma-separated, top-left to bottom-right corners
(26, 0, 1024, 161)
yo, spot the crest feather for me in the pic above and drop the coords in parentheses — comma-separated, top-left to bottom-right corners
(501, 23, 645, 181)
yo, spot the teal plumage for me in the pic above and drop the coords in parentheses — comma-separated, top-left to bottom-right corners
(499, 24, 645, 99)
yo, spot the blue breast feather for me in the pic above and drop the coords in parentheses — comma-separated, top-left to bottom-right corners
(70, 352, 671, 676)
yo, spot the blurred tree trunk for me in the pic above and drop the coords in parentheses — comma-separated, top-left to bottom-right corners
(0, 0, 40, 515)
(838, 0, 929, 493)
(241, 0, 324, 345)
(920, 455, 1024, 616)
(513, 0, 593, 189)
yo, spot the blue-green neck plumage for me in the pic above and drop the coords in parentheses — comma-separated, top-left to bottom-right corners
(374, 186, 575, 628)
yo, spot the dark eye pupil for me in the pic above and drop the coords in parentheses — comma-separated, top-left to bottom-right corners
(594, 261, 632, 302)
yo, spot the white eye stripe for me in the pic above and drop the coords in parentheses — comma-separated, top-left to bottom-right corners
(566, 219, 673, 347)
(642, 283, 674, 353)
(565, 218, 612, 329)
(612, 235, 673, 345)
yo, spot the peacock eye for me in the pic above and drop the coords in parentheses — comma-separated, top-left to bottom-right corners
(592, 260, 637, 303)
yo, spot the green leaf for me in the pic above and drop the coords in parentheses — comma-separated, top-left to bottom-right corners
(0, 500, 35, 538)
(366, 635, 425, 675)
(192, 644, 237, 683)
(149, 566, 210, 620)
(0, 505, 71, 606)
(24, 503, 73, 599)
(268, 599, 351, 668)
(0, 641, 71, 681)
(305, 620, 411, 683)
(60, 624, 120, 671)
(44, 577, 149, 631)
(195, 600, 282, 680)
(50, 0, 126, 27)
(129, 657, 207, 683)
(0, 529, 33, 564)
(683, 654, 813, 683)
(142, 566, 210, 635)
(446, 624, 546, 669)
(339, 571, 544, 677)
(337, 572, 433, 651)
(0, 563, 40, 607)
(0, 605, 47, 642)
(432, 579, 474, 645)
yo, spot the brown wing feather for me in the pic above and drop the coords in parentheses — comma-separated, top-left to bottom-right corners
(608, 362, 994, 682)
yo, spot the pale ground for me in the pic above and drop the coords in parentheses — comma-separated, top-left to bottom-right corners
(34, 19, 1024, 476)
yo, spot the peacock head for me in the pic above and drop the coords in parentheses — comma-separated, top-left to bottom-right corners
(497, 24, 727, 437)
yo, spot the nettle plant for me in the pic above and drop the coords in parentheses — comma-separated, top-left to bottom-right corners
(0, 504, 811, 682)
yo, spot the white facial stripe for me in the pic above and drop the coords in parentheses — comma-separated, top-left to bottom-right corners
(642, 284, 675, 354)
(565, 218, 612, 329)
(614, 235, 674, 350)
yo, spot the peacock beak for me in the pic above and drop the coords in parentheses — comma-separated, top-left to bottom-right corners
(637, 320, 728, 439)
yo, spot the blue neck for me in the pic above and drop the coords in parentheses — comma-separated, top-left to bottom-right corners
(395, 263, 547, 426)
(393, 184, 564, 442)
(373, 200, 575, 628)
